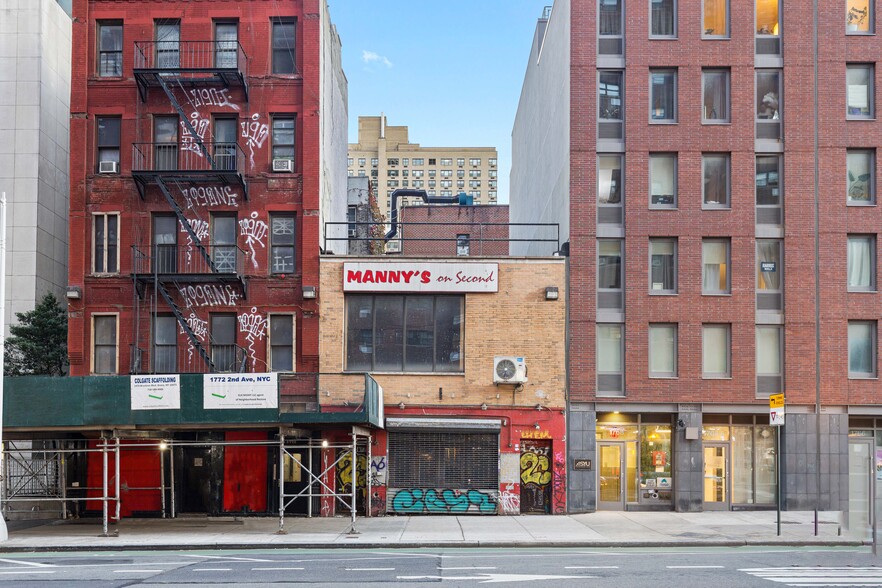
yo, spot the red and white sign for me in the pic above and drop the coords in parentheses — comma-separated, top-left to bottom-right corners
(343, 262, 499, 293)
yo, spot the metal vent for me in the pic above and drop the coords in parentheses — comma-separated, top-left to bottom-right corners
(756, 37, 781, 55)
(597, 291, 623, 310)
(598, 38, 623, 55)
(598, 206, 623, 225)
(757, 375, 782, 396)
(756, 121, 781, 140)
(757, 292, 783, 311)
(598, 121, 624, 140)
(756, 207, 782, 225)
(598, 373, 623, 394)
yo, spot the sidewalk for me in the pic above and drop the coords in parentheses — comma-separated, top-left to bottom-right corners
(0, 510, 867, 552)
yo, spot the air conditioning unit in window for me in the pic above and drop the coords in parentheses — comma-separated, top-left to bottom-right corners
(494, 356, 527, 384)
(272, 159, 294, 173)
(384, 240, 401, 254)
(98, 161, 119, 174)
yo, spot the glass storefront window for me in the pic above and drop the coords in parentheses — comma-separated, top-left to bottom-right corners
(596, 424, 638, 441)
(732, 426, 754, 504)
(702, 425, 730, 441)
(640, 425, 672, 503)
(754, 426, 777, 504)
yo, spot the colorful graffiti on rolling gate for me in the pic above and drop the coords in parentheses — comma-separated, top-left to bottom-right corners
(388, 488, 498, 514)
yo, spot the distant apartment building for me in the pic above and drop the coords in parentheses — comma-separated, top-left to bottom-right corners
(347, 115, 498, 217)
(0, 0, 71, 323)
(511, 0, 882, 528)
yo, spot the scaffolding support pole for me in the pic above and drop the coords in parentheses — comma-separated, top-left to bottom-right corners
(277, 433, 286, 534)
(114, 438, 121, 523)
(347, 430, 358, 534)
(366, 434, 372, 519)
(307, 441, 313, 518)
(61, 452, 67, 520)
(170, 441, 176, 519)
(102, 439, 108, 537)
(159, 447, 166, 518)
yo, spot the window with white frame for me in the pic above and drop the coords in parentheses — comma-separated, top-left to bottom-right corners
(847, 64, 874, 119)
(93, 213, 119, 274)
(847, 149, 875, 204)
(703, 324, 730, 377)
(650, 70, 677, 122)
(650, 153, 677, 207)
(849, 320, 876, 377)
(649, 324, 677, 377)
(848, 234, 876, 291)
(703, 238, 730, 294)
(271, 213, 295, 274)
(92, 314, 118, 374)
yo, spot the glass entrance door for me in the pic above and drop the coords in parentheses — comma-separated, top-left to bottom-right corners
(598, 442, 623, 510)
(848, 439, 873, 534)
(703, 443, 729, 510)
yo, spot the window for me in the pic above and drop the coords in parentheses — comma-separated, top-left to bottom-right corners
(98, 22, 122, 76)
(388, 158, 399, 166)
(269, 314, 295, 371)
(428, 158, 436, 165)
(650, 238, 676, 293)
(598, 240, 623, 290)
(211, 314, 238, 372)
(155, 20, 180, 69)
(456, 234, 470, 256)
(215, 22, 238, 68)
(599, 0, 623, 36)
(153, 315, 177, 374)
(756, 0, 780, 36)
(92, 315, 118, 374)
(441, 170, 453, 178)
(598, 155, 623, 205)
(468, 170, 481, 178)
(702, 70, 730, 123)
(703, 0, 729, 37)
(649, 324, 677, 377)
(97, 117, 120, 169)
(154, 116, 178, 170)
(152, 214, 177, 273)
(703, 153, 730, 208)
(93, 213, 119, 274)
(358, 157, 365, 166)
(757, 326, 783, 380)
(848, 235, 876, 291)
(413, 158, 424, 165)
(272, 20, 296, 74)
(847, 64, 874, 119)
(651, 0, 676, 37)
(757, 240, 783, 291)
(847, 149, 875, 204)
(756, 155, 781, 207)
(703, 324, 730, 377)
(272, 116, 295, 164)
(403, 158, 409, 166)
(650, 70, 677, 122)
(470, 158, 481, 166)
(457, 158, 465, 166)
(599, 71, 624, 121)
(756, 70, 781, 120)
(211, 214, 237, 273)
(597, 324, 624, 394)
(371, 158, 378, 167)
(441, 180, 453, 188)
(456, 180, 465, 188)
(345, 295, 464, 373)
(213, 118, 237, 171)
(849, 321, 876, 377)
(428, 170, 436, 178)
(440, 158, 453, 166)
(703, 239, 730, 294)
(489, 158, 497, 166)
(650, 153, 677, 207)
(271, 213, 295, 274)
(847, 0, 873, 33)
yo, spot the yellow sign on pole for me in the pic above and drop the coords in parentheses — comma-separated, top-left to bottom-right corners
(769, 393, 785, 409)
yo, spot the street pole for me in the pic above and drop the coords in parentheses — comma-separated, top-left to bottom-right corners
(0, 193, 9, 541)
(777, 424, 781, 536)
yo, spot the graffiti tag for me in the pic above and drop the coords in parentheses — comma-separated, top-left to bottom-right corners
(498, 483, 520, 515)
(240, 113, 269, 170)
(237, 307, 267, 369)
(370, 456, 387, 487)
(188, 87, 240, 111)
(239, 211, 268, 269)
(179, 312, 208, 364)
(177, 284, 240, 308)
(180, 185, 239, 208)
(389, 489, 497, 514)
(180, 112, 209, 157)
(520, 451, 552, 486)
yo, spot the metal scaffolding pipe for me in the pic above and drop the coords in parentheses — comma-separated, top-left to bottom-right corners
(102, 439, 108, 536)
(114, 438, 121, 522)
(278, 433, 286, 534)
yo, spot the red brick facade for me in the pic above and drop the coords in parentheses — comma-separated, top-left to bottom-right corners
(68, 0, 323, 375)
(399, 205, 509, 257)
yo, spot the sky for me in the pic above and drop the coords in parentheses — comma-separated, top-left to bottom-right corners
(328, 0, 551, 203)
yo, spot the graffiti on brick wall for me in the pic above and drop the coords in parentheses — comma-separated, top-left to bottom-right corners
(520, 447, 552, 486)
(241, 113, 269, 171)
(179, 311, 208, 364)
(180, 186, 240, 208)
(237, 307, 267, 369)
(520, 442, 552, 514)
(389, 488, 497, 514)
(370, 456, 387, 487)
(552, 451, 566, 514)
(180, 112, 210, 157)
(238, 212, 267, 269)
(336, 452, 366, 494)
(188, 87, 240, 111)
(498, 482, 520, 515)
(177, 284, 240, 308)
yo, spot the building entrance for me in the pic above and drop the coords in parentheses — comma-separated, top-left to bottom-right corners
(703, 443, 729, 510)
(597, 442, 637, 510)
(848, 438, 873, 532)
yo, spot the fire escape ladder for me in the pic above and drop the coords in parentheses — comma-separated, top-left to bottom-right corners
(155, 74, 216, 168)
(155, 176, 216, 272)
(156, 280, 214, 372)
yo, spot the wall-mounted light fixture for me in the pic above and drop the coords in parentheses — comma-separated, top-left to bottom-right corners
(480, 403, 488, 411)
(398, 402, 405, 410)
(66, 286, 82, 300)
(302, 285, 317, 299)
(321, 439, 329, 448)
(544, 286, 559, 301)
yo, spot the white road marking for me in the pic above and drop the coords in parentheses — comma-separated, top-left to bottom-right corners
(0, 570, 55, 575)
(740, 567, 882, 586)
(397, 573, 594, 583)
(179, 554, 274, 563)
(193, 568, 233, 571)
(0, 558, 55, 568)
(667, 565, 725, 569)
(346, 567, 396, 571)
(440, 567, 498, 570)
(565, 566, 619, 569)
(113, 569, 164, 573)
(251, 567, 306, 571)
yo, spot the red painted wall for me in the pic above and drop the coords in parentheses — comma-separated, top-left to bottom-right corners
(223, 430, 268, 513)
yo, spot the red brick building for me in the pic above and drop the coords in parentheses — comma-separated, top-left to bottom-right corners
(399, 204, 510, 257)
(512, 0, 880, 522)
(67, 0, 347, 377)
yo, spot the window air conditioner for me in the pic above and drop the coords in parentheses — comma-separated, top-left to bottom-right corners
(494, 356, 527, 384)
(272, 159, 294, 173)
(385, 240, 401, 254)
(98, 161, 119, 174)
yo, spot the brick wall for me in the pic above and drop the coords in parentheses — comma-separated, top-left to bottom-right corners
(399, 205, 509, 256)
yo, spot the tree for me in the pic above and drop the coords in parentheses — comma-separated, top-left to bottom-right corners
(4, 293, 67, 376)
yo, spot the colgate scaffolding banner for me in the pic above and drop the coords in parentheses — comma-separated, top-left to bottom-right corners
(343, 262, 498, 293)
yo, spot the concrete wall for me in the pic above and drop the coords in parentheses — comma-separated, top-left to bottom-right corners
(509, 2, 569, 256)
(320, 0, 348, 255)
(0, 0, 71, 325)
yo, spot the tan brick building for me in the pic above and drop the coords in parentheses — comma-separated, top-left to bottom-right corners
(319, 255, 567, 515)
(348, 115, 498, 218)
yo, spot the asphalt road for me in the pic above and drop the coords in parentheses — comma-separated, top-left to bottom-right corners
(0, 546, 875, 587)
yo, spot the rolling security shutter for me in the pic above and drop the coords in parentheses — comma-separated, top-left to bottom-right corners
(389, 430, 499, 489)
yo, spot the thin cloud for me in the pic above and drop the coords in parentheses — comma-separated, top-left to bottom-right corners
(362, 50, 393, 68)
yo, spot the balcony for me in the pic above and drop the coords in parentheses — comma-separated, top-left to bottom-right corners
(131, 343, 250, 376)
(133, 40, 248, 101)
(131, 142, 248, 199)
(132, 244, 248, 284)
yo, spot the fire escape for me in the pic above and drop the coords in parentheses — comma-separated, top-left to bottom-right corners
(130, 39, 250, 374)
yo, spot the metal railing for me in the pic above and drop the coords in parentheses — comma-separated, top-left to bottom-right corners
(132, 142, 245, 174)
(132, 244, 247, 276)
(130, 343, 249, 375)
(133, 40, 248, 76)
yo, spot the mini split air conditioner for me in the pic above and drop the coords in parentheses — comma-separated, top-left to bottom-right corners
(272, 159, 294, 173)
(494, 356, 527, 384)
(98, 161, 119, 174)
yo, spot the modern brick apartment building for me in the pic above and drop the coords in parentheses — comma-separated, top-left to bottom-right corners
(511, 0, 880, 525)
